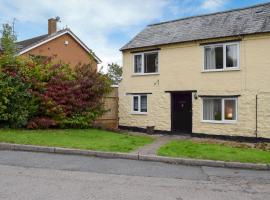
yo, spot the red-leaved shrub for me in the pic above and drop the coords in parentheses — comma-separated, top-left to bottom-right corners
(26, 117, 57, 129)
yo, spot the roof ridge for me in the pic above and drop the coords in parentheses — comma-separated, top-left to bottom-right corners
(148, 2, 270, 27)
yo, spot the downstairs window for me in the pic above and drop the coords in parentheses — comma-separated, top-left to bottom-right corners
(132, 95, 147, 114)
(202, 98, 237, 123)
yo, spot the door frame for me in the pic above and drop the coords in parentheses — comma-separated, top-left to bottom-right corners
(169, 90, 196, 133)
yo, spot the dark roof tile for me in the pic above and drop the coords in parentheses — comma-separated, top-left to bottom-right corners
(121, 2, 270, 50)
(16, 34, 48, 50)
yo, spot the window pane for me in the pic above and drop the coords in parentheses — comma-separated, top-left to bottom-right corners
(204, 46, 223, 70)
(204, 47, 213, 69)
(215, 46, 223, 69)
(144, 53, 158, 73)
(140, 96, 147, 112)
(226, 44, 238, 68)
(133, 96, 139, 111)
(134, 55, 142, 73)
(203, 99, 222, 121)
(224, 100, 236, 120)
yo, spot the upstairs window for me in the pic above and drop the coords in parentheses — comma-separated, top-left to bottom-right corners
(202, 98, 237, 123)
(204, 42, 239, 71)
(134, 52, 158, 74)
(132, 95, 147, 113)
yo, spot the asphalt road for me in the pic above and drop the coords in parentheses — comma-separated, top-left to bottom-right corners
(0, 150, 270, 200)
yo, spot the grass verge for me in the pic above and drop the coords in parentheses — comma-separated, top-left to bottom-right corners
(0, 129, 154, 153)
(157, 140, 270, 164)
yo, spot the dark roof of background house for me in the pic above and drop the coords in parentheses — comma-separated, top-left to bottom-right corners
(121, 2, 270, 50)
(17, 34, 48, 51)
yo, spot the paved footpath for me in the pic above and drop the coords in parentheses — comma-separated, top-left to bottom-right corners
(132, 134, 188, 155)
(0, 150, 270, 200)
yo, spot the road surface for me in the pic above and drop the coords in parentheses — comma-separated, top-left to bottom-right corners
(0, 150, 269, 200)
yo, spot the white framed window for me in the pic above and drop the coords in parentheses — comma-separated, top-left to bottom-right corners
(131, 95, 148, 114)
(133, 51, 159, 74)
(202, 97, 237, 123)
(204, 42, 240, 71)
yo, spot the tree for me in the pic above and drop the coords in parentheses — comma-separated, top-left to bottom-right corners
(0, 23, 17, 65)
(0, 23, 38, 128)
(107, 63, 122, 85)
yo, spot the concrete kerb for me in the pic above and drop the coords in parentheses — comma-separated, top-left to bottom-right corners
(0, 143, 269, 170)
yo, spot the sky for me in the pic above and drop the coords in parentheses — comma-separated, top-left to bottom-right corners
(0, 0, 269, 71)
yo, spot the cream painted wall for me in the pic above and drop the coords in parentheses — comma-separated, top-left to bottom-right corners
(119, 34, 270, 138)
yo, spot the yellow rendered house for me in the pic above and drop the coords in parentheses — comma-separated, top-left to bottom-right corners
(119, 3, 270, 139)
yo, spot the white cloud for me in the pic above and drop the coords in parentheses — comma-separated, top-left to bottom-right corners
(202, 0, 227, 11)
(0, 0, 169, 71)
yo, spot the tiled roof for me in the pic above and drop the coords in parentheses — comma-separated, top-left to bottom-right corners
(17, 34, 48, 51)
(16, 29, 101, 63)
(121, 2, 270, 50)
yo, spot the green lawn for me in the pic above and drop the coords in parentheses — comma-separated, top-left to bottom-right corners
(158, 140, 270, 164)
(0, 129, 154, 153)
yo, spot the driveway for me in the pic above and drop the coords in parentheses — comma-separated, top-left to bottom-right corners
(0, 150, 270, 200)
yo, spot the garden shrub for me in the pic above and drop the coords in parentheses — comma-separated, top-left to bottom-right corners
(26, 117, 57, 129)
(0, 24, 38, 128)
(35, 64, 112, 128)
(0, 71, 38, 128)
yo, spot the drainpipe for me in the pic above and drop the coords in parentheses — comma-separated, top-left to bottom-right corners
(255, 95, 258, 139)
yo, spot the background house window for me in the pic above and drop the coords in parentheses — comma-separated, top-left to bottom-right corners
(202, 98, 237, 123)
(132, 95, 147, 113)
(134, 52, 158, 74)
(204, 42, 239, 71)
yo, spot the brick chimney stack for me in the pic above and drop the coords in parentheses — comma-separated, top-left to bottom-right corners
(48, 18, 57, 35)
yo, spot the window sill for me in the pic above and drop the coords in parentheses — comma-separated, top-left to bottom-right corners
(201, 120, 237, 124)
(130, 112, 148, 115)
(132, 73, 160, 77)
(202, 68, 240, 73)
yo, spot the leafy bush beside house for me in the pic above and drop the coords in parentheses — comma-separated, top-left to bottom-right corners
(0, 23, 111, 129)
(27, 63, 112, 129)
(0, 71, 38, 127)
(0, 24, 38, 127)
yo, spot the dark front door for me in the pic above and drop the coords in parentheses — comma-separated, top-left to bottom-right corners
(171, 92, 192, 133)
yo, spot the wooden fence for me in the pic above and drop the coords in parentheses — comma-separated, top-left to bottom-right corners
(93, 86, 119, 130)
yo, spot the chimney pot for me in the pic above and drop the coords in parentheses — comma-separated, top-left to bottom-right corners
(48, 18, 57, 35)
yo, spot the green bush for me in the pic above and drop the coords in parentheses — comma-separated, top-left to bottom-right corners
(0, 72, 38, 127)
